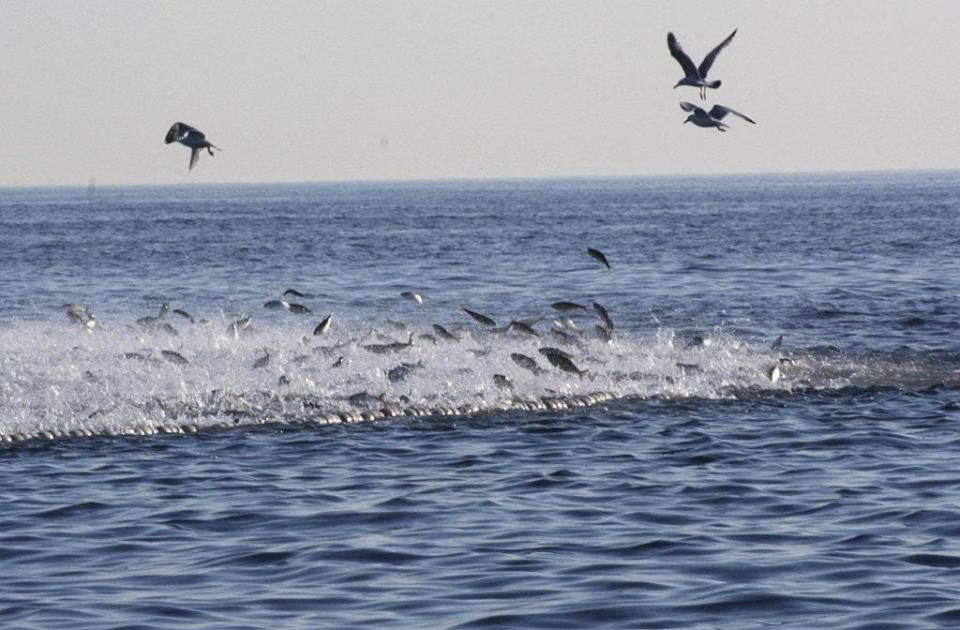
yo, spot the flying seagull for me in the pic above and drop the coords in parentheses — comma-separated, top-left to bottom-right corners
(164, 122, 220, 171)
(668, 29, 737, 100)
(679, 102, 755, 132)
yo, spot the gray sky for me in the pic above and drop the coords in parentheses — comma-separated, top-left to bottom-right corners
(1, 1, 957, 186)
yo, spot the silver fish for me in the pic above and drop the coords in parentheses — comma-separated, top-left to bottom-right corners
(387, 360, 424, 383)
(313, 314, 332, 336)
(592, 302, 614, 330)
(544, 352, 588, 378)
(460, 305, 496, 327)
(433, 324, 460, 341)
(161, 350, 189, 366)
(551, 301, 587, 312)
(538, 346, 575, 361)
(509, 320, 540, 337)
(287, 303, 311, 315)
(401, 291, 424, 305)
(511, 353, 545, 375)
(362, 332, 415, 354)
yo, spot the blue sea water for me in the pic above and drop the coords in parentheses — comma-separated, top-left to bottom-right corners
(1, 172, 959, 628)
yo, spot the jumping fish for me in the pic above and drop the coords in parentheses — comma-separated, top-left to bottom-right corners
(433, 324, 460, 341)
(401, 291, 424, 305)
(387, 361, 424, 383)
(539, 346, 575, 361)
(592, 302, 614, 330)
(287, 303, 311, 315)
(587, 247, 612, 271)
(509, 320, 540, 338)
(172, 308, 195, 323)
(362, 332, 415, 354)
(544, 352, 589, 378)
(493, 374, 514, 390)
(511, 352, 546, 375)
(550, 328, 584, 348)
(161, 350, 189, 366)
(227, 316, 251, 339)
(313, 314, 332, 336)
(551, 301, 587, 312)
(460, 305, 496, 327)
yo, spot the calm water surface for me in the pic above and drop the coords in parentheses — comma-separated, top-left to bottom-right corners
(1, 173, 959, 628)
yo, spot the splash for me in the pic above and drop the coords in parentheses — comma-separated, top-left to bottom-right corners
(0, 312, 956, 443)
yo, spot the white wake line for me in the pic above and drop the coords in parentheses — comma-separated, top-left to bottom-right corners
(0, 390, 619, 444)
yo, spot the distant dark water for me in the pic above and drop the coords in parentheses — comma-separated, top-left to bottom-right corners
(1, 173, 959, 628)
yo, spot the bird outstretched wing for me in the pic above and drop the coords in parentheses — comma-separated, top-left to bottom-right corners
(708, 105, 756, 124)
(698, 29, 737, 78)
(667, 32, 699, 79)
(165, 122, 204, 144)
(679, 102, 707, 116)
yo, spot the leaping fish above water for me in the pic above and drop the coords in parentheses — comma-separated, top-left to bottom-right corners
(587, 248, 612, 271)
(313, 314, 332, 336)
(511, 352, 546, 375)
(592, 302, 614, 330)
(362, 332, 415, 354)
(543, 352, 589, 378)
(401, 291, 424, 305)
(460, 305, 496, 327)
(64, 303, 97, 331)
(433, 324, 460, 341)
(551, 301, 587, 313)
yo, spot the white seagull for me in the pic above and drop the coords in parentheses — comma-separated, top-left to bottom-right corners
(679, 102, 756, 132)
(668, 29, 737, 100)
(164, 122, 220, 171)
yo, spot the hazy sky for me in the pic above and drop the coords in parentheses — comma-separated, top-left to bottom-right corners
(1, 1, 957, 186)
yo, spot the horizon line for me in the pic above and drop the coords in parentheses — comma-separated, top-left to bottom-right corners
(1, 166, 957, 191)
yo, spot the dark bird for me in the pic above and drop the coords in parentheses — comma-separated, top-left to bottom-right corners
(668, 29, 737, 100)
(587, 248, 611, 271)
(679, 102, 756, 132)
(164, 122, 221, 171)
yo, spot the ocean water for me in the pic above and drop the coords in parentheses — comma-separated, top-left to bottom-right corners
(1, 172, 959, 628)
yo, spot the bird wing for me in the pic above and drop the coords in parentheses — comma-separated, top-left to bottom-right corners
(698, 29, 737, 78)
(166, 122, 205, 144)
(708, 105, 755, 124)
(679, 102, 706, 116)
(189, 147, 200, 170)
(667, 32, 699, 79)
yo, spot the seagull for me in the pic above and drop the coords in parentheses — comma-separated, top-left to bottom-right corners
(164, 122, 220, 171)
(679, 102, 756, 132)
(668, 29, 737, 100)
